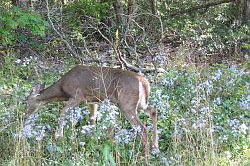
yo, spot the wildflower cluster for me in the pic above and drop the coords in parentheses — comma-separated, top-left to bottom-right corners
(65, 106, 89, 125)
(15, 56, 37, 67)
(114, 126, 141, 144)
(151, 66, 249, 160)
(80, 99, 143, 145)
(19, 114, 51, 141)
(240, 93, 250, 110)
(81, 124, 95, 135)
(80, 100, 119, 140)
(153, 54, 166, 65)
(18, 106, 90, 141)
(96, 99, 119, 130)
(228, 119, 248, 136)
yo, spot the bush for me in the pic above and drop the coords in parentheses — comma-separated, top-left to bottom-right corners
(0, 7, 47, 47)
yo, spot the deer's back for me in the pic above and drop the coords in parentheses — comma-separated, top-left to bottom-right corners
(59, 66, 147, 102)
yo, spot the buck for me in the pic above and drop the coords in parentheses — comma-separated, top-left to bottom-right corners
(26, 65, 159, 162)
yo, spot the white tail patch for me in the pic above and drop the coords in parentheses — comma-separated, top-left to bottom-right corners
(139, 81, 148, 110)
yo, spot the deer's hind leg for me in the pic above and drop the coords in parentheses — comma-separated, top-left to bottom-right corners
(145, 106, 159, 152)
(120, 100, 149, 165)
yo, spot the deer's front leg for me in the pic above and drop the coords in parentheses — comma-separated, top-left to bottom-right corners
(55, 106, 67, 139)
(55, 98, 81, 139)
(89, 104, 98, 125)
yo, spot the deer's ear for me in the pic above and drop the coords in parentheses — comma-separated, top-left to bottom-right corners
(39, 83, 45, 92)
(31, 83, 45, 95)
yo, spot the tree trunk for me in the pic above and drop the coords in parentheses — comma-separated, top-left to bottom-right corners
(128, 0, 135, 16)
(149, 0, 156, 15)
(242, 0, 250, 23)
(113, 0, 126, 25)
(235, 0, 250, 24)
(127, 0, 136, 27)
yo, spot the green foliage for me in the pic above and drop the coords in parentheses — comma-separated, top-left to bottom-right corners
(65, 0, 111, 26)
(148, 1, 250, 53)
(0, 7, 48, 46)
(167, 17, 249, 53)
(241, 44, 250, 49)
(103, 144, 116, 166)
(0, 55, 249, 165)
(61, 0, 112, 44)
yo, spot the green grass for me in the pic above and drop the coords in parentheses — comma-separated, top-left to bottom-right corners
(0, 54, 249, 165)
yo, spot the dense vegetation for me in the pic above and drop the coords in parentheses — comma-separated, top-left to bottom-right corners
(0, 54, 249, 165)
(0, 0, 249, 165)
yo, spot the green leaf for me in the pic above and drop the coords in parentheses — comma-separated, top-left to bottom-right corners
(103, 144, 116, 166)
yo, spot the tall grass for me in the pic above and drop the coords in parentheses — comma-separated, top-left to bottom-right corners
(0, 55, 249, 165)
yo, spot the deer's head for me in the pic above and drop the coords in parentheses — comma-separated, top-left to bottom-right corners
(26, 84, 45, 112)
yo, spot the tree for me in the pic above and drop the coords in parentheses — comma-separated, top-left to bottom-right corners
(235, 0, 250, 24)
(113, 0, 126, 25)
(149, 0, 156, 15)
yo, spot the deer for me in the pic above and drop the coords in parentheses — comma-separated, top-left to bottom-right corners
(26, 65, 159, 164)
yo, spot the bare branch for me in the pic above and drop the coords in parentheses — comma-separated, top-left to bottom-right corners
(45, 0, 77, 57)
(85, 15, 165, 73)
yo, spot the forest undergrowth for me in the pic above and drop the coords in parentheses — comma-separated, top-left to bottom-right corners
(0, 54, 249, 166)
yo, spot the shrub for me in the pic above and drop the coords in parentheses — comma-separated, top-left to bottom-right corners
(0, 7, 47, 47)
